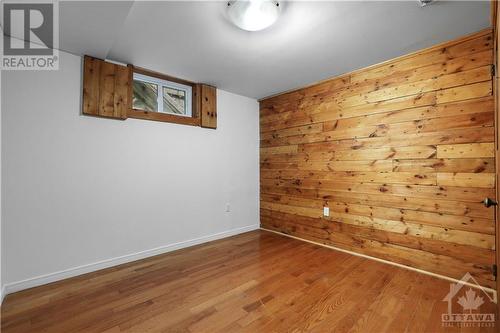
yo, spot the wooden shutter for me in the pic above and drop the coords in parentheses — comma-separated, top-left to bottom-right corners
(82, 55, 131, 120)
(199, 84, 217, 129)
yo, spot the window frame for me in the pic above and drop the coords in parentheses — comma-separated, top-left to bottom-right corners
(127, 66, 201, 127)
(133, 72, 193, 117)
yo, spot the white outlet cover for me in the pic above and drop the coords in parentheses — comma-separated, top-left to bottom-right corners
(323, 207, 329, 217)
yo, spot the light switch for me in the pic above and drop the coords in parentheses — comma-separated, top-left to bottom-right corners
(323, 207, 329, 217)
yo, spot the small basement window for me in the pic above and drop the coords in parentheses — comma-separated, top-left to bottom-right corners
(133, 73, 193, 117)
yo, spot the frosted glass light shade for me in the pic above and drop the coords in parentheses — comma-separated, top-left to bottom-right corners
(226, 0, 281, 32)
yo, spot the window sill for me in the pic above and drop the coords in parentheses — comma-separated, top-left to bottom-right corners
(128, 109, 201, 127)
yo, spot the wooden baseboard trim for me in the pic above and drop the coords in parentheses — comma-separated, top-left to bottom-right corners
(2, 225, 260, 298)
(261, 227, 498, 300)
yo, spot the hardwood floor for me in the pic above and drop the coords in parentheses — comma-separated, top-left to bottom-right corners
(1, 230, 496, 332)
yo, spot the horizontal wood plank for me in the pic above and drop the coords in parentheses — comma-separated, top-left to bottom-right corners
(437, 142, 495, 158)
(437, 172, 495, 188)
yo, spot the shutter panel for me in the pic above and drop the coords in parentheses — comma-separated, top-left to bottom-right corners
(82, 56, 101, 116)
(200, 84, 217, 129)
(82, 55, 130, 120)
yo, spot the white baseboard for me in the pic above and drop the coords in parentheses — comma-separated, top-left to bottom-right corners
(0, 285, 4, 305)
(3, 224, 259, 297)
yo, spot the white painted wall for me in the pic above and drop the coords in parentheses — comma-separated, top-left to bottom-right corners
(1, 50, 260, 292)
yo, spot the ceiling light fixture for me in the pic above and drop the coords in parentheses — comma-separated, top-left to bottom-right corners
(418, 0, 434, 7)
(226, 0, 281, 32)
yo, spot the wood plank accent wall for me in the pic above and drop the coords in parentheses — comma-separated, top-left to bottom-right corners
(259, 29, 497, 288)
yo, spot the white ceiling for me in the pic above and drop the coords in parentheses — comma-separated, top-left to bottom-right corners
(58, 1, 490, 99)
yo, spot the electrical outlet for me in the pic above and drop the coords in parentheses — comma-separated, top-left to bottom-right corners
(225, 203, 231, 212)
(323, 207, 329, 217)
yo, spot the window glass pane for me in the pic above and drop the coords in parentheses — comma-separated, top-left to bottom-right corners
(133, 80, 158, 112)
(163, 87, 186, 115)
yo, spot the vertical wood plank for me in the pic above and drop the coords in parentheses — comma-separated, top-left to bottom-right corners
(82, 56, 101, 116)
(113, 64, 130, 119)
(193, 83, 202, 120)
(98, 61, 117, 118)
(200, 85, 217, 129)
